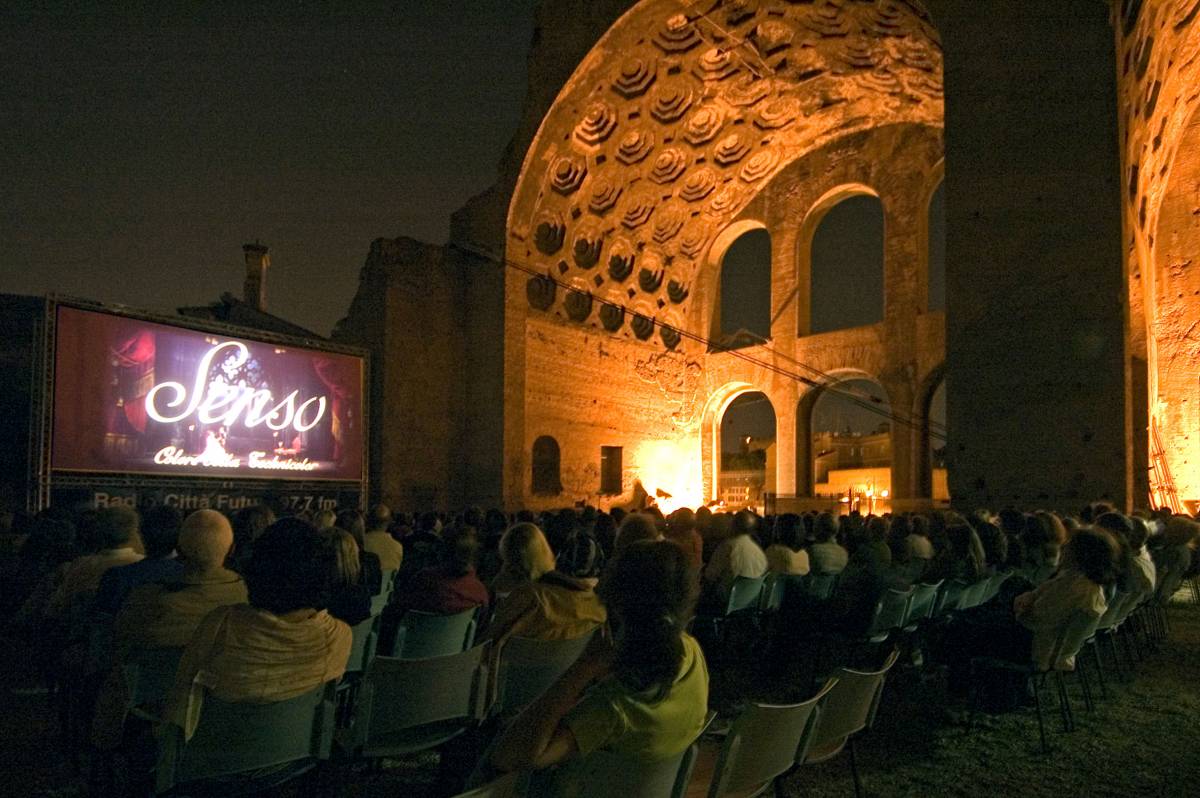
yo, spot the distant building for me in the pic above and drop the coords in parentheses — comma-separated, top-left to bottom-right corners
(178, 244, 323, 340)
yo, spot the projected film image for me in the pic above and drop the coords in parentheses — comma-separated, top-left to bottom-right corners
(51, 306, 364, 481)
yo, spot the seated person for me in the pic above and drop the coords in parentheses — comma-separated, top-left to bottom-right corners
(765, 513, 810, 576)
(93, 505, 184, 617)
(808, 513, 848, 575)
(484, 523, 605, 642)
(47, 506, 144, 619)
(664, 508, 703, 570)
(613, 513, 661, 556)
(490, 540, 709, 771)
(93, 510, 247, 749)
(114, 509, 247, 652)
(322, 527, 375, 627)
(162, 518, 351, 737)
(363, 504, 404, 573)
(391, 525, 490, 615)
(702, 510, 767, 601)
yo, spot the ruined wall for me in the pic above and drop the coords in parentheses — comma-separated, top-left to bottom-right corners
(335, 237, 464, 511)
(933, 0, 1130, 511)
(1116, 0, 1200, 505)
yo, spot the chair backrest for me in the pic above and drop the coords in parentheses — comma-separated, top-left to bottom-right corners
(350, 643, 489, 756)
(934, 579, 968, 615)
(708, 680, 837, 798)
(495, 631, 595, 715)
(904, 581, 943, 626)
(1046, 609, 1101, 671)
(346, 615, 380, 673)
(123, 646, 184, 709)
(452, 771, 521, 798)
(391, 607, 477, 659)
(761, 573, 786, 612)
(157, 680, 336, 792)
(984, 571, 1011, 603)
(726, 575, 766, 615)
(867, 588, 913, 639)
(801, 572, 839, 601)
(803, 649, 899, 763)
(956, 579, 990, 610)
(370, 570, 397, 616)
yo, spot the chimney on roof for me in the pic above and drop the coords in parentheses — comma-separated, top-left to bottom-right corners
(242, 242, 269, 312)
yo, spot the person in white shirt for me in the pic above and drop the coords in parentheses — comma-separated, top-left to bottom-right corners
(703, 510, 767, 596)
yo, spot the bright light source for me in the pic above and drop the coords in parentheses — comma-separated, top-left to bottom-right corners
(881, 489, 890, 498)
(636, 439, 703, 514)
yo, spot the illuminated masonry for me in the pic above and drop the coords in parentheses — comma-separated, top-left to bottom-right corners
(504, 0, 945, 510)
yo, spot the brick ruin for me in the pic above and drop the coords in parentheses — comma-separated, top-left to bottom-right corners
(337, 1, 1200, 515)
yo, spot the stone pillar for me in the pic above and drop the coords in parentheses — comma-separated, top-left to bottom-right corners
(931, 1, 1130, 511)
(885, 379, 917, 502)
(773, 395, 798, 497)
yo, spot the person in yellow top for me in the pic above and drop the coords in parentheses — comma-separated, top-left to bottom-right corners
(363, 504, 404, 573)
(491, 540, 710, 770)
(484, 523, 606, 642)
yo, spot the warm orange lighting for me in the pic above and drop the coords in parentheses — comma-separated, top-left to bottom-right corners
(636, 439, 703, 514)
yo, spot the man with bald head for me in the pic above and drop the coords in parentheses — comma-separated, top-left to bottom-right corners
(114, 509, 247, 652)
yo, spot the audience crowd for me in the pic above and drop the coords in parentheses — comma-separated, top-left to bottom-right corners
(0, 493, 1197, 797)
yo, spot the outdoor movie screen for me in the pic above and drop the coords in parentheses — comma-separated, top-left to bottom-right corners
(51, 305, 365, 482)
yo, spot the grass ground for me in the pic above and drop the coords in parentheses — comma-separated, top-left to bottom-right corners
(4, 596, 1199, 797)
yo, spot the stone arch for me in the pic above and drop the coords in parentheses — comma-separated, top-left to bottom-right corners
(531, 435, 562, 495)
(796, 369, 892, 497)
(700, 381, 766, 504)
(703, 218, 768, 344)
(506, 0, 943, 351)
(799, 183, 885, 336)
(923, 160, 946, 312)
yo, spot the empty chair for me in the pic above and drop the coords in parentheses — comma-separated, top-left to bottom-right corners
(865, 588, 913, 644)
(391, 607, 477, 659)
(796, 649, 899, 798)
(156, 680, 337, 795)
(704, 681, 836, 798)
(695, 575, 765, 644)
(902, 581, 943, 631)
(494, 631, 595, 716)
(338, 642, 489, 760)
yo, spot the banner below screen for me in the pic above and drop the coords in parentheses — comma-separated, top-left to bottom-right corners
(51, 305, 364, 482)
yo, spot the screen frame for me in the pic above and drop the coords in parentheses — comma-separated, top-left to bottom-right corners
(44, 296, 369, 486)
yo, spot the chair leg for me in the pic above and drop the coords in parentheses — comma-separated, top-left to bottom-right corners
(1075, 661, 1094, 713)
(1054, 671, 1073, 732)
(847, 735, 863, 798)
(1089, 641, 1107, 701)
(1032, 675, 1049, 754)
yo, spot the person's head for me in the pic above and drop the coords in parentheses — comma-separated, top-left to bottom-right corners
(1126, 516, 1150, 551)
(418, 511, 441, 535)
(313, 508, 337, 530)
(323, 527, 361, 587)
(976, 522, 1008, 569)
(866, 515, 888, 543)
(1063, 526, 1120, 586)
(732, 510, 760, 539)
(615, 513, 661, 553)
(140, 505, 183, 559)
(178, 509, 235, 570)
(910, 515, 929, 539)
(441, 525, 480, 577)
(245, 518, 333, 614)
(597, 540, 699, 696)
(367, 503, 391, 532)
(814, 512, 837, 543)
(336, 509, 366, 546)
(775, 514, 805, 551)
(232, 505, 275, 557)
(499, 523, 557, 582)
(95, 506, 140, 550)
(668, 508, 696, 535)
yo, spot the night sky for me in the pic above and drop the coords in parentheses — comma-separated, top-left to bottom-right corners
(1, 1, 537, 335)
(3, 2, 944, 446)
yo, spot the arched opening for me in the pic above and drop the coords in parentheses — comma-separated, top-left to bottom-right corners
(715, 228, 772, 349)
(531, 435, 562, 496)
(718, 392, 776, 511)
(810, 195, 885, 334)
(803, 377, 892, 513)
(928, 181, 946, 312)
